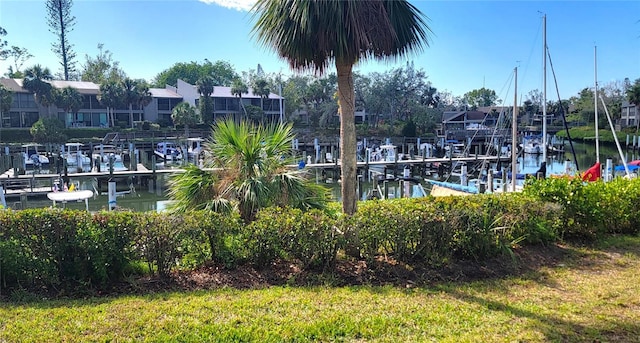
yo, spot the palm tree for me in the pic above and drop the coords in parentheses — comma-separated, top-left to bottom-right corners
(122, 78, 151, 128)
(231, 78, 249, 121)
(171, 101, 200, 138)
(136, 81, 152, 120)
(626, 78, 640, 135)
(167, 119, 328, 222)
(253, 78, 270, 123)
(0, 84, 12, 128)
(197, 75, 215, 125)
(252, 0, 432, 215)
(54, 86, 82, 126)
(98, 80, 125, 127)
(22, 64, 55, 114)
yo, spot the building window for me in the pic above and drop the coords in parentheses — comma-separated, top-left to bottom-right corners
(82, 95, 91, 109)
(16, 93, 37, 108)
(214, 98, 226, 111)
(158, 98, 171, 111)
(228, 98, 239, 111)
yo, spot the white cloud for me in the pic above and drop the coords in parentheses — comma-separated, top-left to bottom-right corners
(198, 0, 256, 11)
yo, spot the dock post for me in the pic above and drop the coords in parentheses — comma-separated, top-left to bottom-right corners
(605, 158, 613, 182)
(501, 169, 507, 193)
(461, 164, 468, 186)
(365, 149, 370, 182)
(383, 180, 389, 199)
(393, 152, 398, 178)
(487, 171, 494, 193)
(151, 155, 157, 192)
(129, 143, 137, 171)
(109, 154, 115, 176)
(0, 185, 6, 208)
(108, 180, 116, 211)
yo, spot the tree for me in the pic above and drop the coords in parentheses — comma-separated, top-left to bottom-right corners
(81, 43, 126, 84)
(171, 101, 200, 138)
(122, 78, 151, 128)
(153, 60, 238, 88)
(0, 84, 12, 128)
(196, 75, 215, 125)
(1, 27, 33, 78)
(252, 0, 432, 215)
(253, 78, 270, 122)
(54, 86, 82, 126)
(167, 119, 328, 222)
(462, 88, 500, 109)
(46, 0, 77, 80)
(30, 116, 67, 144)
(98, 80, 125, 127)
(627, 78, 640, 134)
(5, 47, 33, 75)
(23, 65, 55, 112)
(0, 26, 8, 60)
(231, 78, 249, 120)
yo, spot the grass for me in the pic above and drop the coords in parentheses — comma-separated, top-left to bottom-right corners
(1, 236, 639, 342)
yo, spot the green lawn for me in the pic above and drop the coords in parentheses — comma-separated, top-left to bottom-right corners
(2, 236, 639, 342)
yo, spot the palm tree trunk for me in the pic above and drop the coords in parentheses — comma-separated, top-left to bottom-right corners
(336, 62, 357, 215)
(129, 104, 134, 128)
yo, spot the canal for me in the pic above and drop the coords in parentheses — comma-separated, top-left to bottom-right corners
(3, 140, 636, 212)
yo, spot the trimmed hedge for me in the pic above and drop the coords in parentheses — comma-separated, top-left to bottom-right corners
(1, 177, 640, 294)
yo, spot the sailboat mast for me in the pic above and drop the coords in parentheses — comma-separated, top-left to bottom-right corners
(594, 46, 600, 163)
(542, 14, 548, 162)
(512, 67, 518, 192)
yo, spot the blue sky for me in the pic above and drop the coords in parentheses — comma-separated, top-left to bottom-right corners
(1, 0, 639, 102)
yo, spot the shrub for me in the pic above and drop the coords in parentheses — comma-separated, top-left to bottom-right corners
(0, 128, 33, 143)
(133, 212, 189, 278)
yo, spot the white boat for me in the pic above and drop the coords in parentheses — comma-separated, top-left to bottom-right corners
(521, 136, 543, 154)
(62, 143, 92, 172)
(22, 143, 50, 169)
(186, 137, 204, 161)
(154, 142, 183, 161)
(92, 144, 127, 172)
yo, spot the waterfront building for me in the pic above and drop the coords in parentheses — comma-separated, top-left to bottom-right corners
(0, 78, 284, 129)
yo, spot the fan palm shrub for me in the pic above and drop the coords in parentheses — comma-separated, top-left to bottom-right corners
(167, 119, 329, 222)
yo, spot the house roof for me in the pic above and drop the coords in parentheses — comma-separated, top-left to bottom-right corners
(442, 110, 486, 123)
(0, 78, 27, 92)
(2, 77, 284, 100)
(149, 88, 182, 98)
(49, 80, 101, 94)
(1, 78, 101, 95)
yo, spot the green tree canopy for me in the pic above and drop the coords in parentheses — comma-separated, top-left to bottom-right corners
(30, 116, 67, 144)
(153, 59, 238, 88)
(0, 84, 12, 127)
(54, 86, 82, 115)
(81, 43, 126, 84)
(171, 101, 200, 137)
(23, 64, 55, 110)
(462, 87, 500, 109)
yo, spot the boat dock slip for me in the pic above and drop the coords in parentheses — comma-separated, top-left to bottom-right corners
(0, 155, 507, 182)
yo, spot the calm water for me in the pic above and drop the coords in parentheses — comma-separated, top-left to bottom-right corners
(5, 141, 636, 211)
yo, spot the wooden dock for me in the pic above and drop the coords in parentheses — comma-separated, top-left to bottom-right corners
(2, 155, 506, 179)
